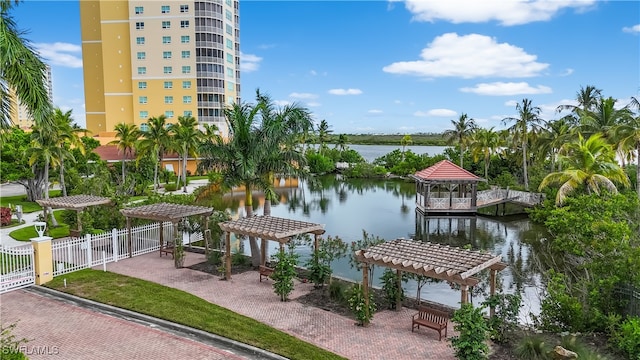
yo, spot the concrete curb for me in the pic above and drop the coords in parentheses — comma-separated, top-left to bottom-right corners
(27, 286, 289, 360)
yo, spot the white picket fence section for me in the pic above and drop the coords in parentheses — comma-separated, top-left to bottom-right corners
(51, 222, 185, 276)
(0, 244, 35, 293)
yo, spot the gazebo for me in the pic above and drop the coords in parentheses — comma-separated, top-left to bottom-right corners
(36, 195, 112, 237)
(411, 160, 486, 214)
(354, 238, 507, 322)
(218, 215, 325, 280)
(120, 203, 214, 266)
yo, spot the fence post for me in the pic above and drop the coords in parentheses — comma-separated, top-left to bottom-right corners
(86, 233, 92, 267)
(112, 228, 118, 262)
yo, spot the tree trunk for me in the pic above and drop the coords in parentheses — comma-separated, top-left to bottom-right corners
(59, 158, 67, 197)
(153, 154, 159, 189)
(183, 151, 188, 193)
(43, 160, 58, 226)
(636, 143, 640, 199)
(522, 140, 529, 190)
(460, 144, 464, 168)
(121, 153, 126, 182)
(245, 187, 261, 267)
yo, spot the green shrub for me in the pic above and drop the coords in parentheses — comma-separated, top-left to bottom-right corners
(380, 268, 405, 310)
(347, 284, 376, 326)
(482, 293, 522, 343)
(450, 303, 489, 360)
(328, 280, 348, 303)
(611, 316, 640, 360)
(207, 250, 223, 267)
(271, 248, 298, 302)
(164, 183, 178, 192)
(231, 250, 250, 267)
(514, 334, 551, 360)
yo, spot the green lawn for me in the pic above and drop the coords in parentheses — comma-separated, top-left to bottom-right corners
(45, 269, 346, 360)
(9, 211, 69, 241)
(0, 190, 62, 213)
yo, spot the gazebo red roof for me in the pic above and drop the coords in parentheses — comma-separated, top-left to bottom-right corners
(413, 160, 482, 181)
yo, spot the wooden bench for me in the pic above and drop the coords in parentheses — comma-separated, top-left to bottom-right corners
(259, 265, 274, 282)
(159, 245, 174, 258)
(411, 306, 449, 341)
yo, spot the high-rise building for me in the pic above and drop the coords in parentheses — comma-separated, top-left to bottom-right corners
(80, 0, 240, 138)
(9, 64, 53, 129)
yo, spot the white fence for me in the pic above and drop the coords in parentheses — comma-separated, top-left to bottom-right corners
(52, 222, 180, 276)
(0, 244, 35, 293)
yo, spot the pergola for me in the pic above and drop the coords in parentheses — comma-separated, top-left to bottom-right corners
(218, 215, 325, 280)
(36, 195, 112, 235)
(120, 203, 214, 266)
(354, 238, 507, 321)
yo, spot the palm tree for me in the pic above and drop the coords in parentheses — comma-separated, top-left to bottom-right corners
(469, 127, 502, 179)
(137, 115, 170, 189)
(616, 96, 640, 197)
(400, 134, 413, 161)
(335, 134, 349, 152)
(578, 97, 631, 140)
(0, 0, 53, 139)
(28, 124, 61, 224)
(444, 113, 476, 168)
(503, 99, 544, 190)
(539, 133, 630, 205)
(317, 119, 332, 154)
(169, 115, 202, 192)
(51, 108, 85, 197)
(535, 118, 573, 172)
(109, 122, 140, 182)
(556, 85, 602, 123)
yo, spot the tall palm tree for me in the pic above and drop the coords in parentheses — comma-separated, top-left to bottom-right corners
(469, 127, 502, 179)
(0, 0, 53, 139)
(109, 122, 140, 182)
(317, 119, 332, 154)
(28, 124, 61, 224)
(444, 113, 476, 168)
(539, 133, 630, 205)
(616, 96, 640, 197)
(51, 108, 85, 196)
(503, 99, 544, 190)
(137, 115, 170, 189)
(556, 85, 602, 122)
(578, 97, 631, 140)
(535, 118, 573, 172)
(169, 115, 202, 192)
(400, 134, 412, 161)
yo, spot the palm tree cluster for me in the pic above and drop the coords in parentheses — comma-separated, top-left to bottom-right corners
(443, 85, 639, 205)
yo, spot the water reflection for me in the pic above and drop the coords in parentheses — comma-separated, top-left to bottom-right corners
(197, 175, 547, 322)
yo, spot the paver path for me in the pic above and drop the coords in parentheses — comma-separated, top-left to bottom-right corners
(1, 290, 251, 360)
(103, 252, 457, 360)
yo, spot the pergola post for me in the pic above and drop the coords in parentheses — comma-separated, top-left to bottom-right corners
(314, 233, 319, 254)
(396, 269, 403, 311)
(159, 221, 164, 252)
(203, 215, 210, 256)
(460, 285, 469, 305)
(362, 263, 370, 326)
(489, 269, 497, 317)
(261, 238, 267, 266)
(76, 210, 83, 233)
(225, 232, 231, 280)
(172, 220, 181, 268)
(126, 217, 132, 258)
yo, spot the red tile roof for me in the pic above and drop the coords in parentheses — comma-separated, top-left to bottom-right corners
(94, 145, 135, 162)
(413, 160, 482, 181)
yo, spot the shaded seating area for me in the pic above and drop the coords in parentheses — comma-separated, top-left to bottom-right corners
(36, 195, 112, 237)
(218, 215, 325, 280)
(120, 203, 213, 267)
(354, 238, 507, 326)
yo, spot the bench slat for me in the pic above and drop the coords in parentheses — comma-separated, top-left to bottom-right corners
(411, 306, 449, 341)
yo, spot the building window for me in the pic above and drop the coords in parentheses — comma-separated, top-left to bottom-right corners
(163, 51, 172, 59)
(181, 50, 190, 59)
(182, 81, 191, 89)
(163, 66, 172, 74)
(161, 5, 170, 13)
(180, 20, 189, 28)
(135, 22, 144, 30)
(225, 24, 232, 35)
(162, 21, 171, 29)
(226, 53, 233, 63)
(180, 4, 189, 13)
(164, 81, 173, 89)
(227, 81, 234, 91)
(139, 96, 148, 104)
(165, 110, 174, 118)
(183, 96, 192, 104)
(183, 110, 192, 117)
(225, 0, 231, 6)
(137, 67, 146, 75)
(226, 39, 233, 49)
(137, 51, 146, 60)
(181, 65, 191, 74)
(140, 121, 149, 130)
(164, 96, 173, 104)
(225, 10, 232, 21)
(226, 68, 233, 77)
(138, 81, 147, 89)
(135, 6, 143, 14)
(181, 35, 190, 43)
(162, 36, 171, 44)
(136, 37, 145, 45)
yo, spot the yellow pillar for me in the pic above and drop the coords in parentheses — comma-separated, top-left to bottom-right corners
(31, 236, 53, 285)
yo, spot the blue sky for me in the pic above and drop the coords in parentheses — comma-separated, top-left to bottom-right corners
(10, 0, 640, 134)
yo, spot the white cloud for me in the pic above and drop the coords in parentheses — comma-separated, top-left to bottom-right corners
(289, 92, 317, 99)
(306, 102, 321, 107)
(274, 100, 291, 107)
(460, 82, 552, 95)
(310, 70, 317, 76)
(414, 109, 457, 117)
(623, 24, 640, 34)
(35, 42, 83, 68)
(368, 109, 383, 114)
(383, 33, 548, 79)
(504, 100, 518, 107)
(240, 52, 262, 72)
(560, 68, 574, 76)
(328, 88, 362, 95)
(402, 0, 596, 26)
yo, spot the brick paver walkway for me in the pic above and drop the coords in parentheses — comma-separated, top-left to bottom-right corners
(1, 290, 251, 360)
(104, 252, 457, 360)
